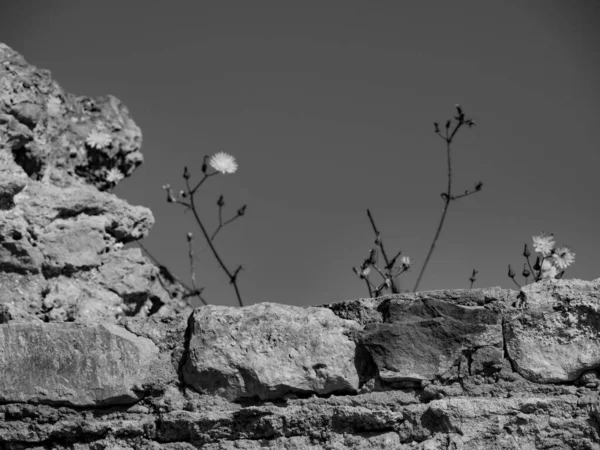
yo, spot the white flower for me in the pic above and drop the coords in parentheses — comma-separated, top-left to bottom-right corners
(401, 256, 412, 269)
(209, 152, 238, 174)
(540, 259, 558, 280)
(532, 232, 555, 257)
(552, 246, 575, 270)
(106, 167, 124, 183)
(113, 242, 124, 251)
(86, 129, 112, 149)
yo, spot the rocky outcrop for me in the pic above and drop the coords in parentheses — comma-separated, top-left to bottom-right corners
(0, 42, 192, 325)
(1, 43, 599, 449)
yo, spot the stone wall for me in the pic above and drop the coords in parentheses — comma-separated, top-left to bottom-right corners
(1, 43, 599, 450)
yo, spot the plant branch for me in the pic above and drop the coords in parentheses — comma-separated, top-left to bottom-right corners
(184, 177, 244, 307)
(366, 209, 400, 294)
(134, 239, 208, 305)
(412, 105, 480, 292)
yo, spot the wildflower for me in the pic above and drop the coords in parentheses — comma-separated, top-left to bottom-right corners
(552, 246, 575, 270)
(540, 259, 558, 280)
(105, 167, 123, 184)
(113, 242, 124, 251)
(532, 232, 555, 257)
(361, 266, 371, 278)
(85, 129, 112, 149)
(209, 152, 237, 174)
(401, 256, 412, 269)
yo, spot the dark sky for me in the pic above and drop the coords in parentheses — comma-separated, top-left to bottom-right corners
(1, 1, 599, 307)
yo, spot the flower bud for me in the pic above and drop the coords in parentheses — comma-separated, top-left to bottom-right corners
(522, 263, 530, 278)
(186, 232, 193, 242)
(523, 244, 530, 258)
(179, 190, 186, 198)
(183, 166, 190, 180)
(217, 195, 224, 207)
(445, 120, 451, 129)
(533, 257, 541, 272)
(508, 264, 515, 278)
(237, 205, 247, 216)
(201, 155, 208, 173)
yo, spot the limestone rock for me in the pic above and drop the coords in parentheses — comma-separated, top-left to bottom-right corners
(359, 296, 503, 383)
(0, 43, 143, 192)
(0, 322, 159, 406)
(505, 278, 600, 383)
(0, 42, 192, 323)
(183, 302, 362, 401)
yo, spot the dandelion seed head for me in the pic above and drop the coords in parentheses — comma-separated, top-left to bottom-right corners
(209, 152, 238, 174)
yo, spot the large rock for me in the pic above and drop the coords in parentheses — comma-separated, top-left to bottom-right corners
(0, 43, 143, 191)
(320, 288, 511, 386)
(0, 43, 192, 323)
(183, 302, 362, 401)
(505, 278, 600, 383)
(0, 322, 159, 406)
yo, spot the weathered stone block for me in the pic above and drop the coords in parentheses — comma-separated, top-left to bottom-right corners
(183, 302, 361, 401)
(504, 278, 600, 383)
(361, 297, 503, 382)
(0, 323, 159, 406)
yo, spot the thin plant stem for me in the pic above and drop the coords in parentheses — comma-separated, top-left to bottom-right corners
(412, 130, 454, 293)
(184, 177, 244, 307)
(412, 106, 479, 292)
(366, 209, 400, 294)
(135, 239, 208, 305)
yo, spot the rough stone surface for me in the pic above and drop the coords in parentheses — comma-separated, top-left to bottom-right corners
(183, 302, 362, 401)
(0, 322, 159, 406)
(0, 42, 193, 324)
(360, 297, 502, 383)
(505, 277, 600, 383)
(1, 42, 600, 449)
